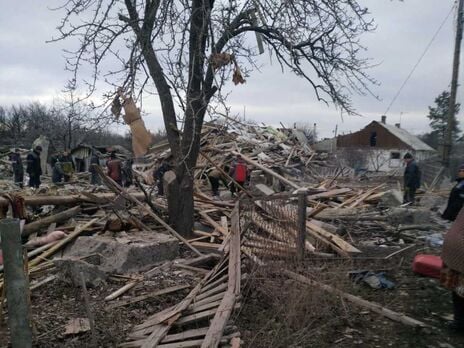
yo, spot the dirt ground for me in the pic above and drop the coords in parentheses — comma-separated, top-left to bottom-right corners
(236, 246, 464, 348)
(1, 244, 463, 348)
(0, 249, 198, 348)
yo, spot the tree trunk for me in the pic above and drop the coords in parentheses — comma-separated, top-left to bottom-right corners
(165, 170, 195, 238)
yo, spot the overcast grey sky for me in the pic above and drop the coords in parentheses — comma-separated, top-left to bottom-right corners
(0, 1, 460, 138)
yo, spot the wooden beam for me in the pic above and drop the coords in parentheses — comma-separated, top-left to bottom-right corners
(0, 219, 33, 347)
(201, 290, 236, 348)
(0, 192, 146, 208)
(106, 285, 190, 310)
(285, 270, 428, 328)
(22, 206, 81, 237)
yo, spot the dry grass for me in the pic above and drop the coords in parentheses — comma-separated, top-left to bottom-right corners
(236, 260, 359, 348)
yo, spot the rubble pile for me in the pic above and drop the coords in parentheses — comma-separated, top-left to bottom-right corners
(0, 120, 455, 347)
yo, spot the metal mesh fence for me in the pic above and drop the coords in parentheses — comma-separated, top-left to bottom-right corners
(240, 196, 308, 265)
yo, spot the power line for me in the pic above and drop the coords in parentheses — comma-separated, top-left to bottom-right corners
(384, 3, 456, 115)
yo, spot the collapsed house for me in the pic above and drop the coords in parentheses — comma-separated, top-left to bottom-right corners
(314, 116, 436, 172)
(0, 119, 457, 347)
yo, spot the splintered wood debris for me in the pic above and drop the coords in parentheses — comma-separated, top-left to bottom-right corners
(0, 120, 447, 347)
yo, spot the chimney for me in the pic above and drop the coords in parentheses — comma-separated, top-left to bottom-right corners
(395, 123, 401, 128)
(381, 115, 387, 124)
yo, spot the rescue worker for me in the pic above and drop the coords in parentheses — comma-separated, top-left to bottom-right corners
(9, 148, 24, 188)
(89, 151, 101, 185)
(229, 154, 248, 196)
(442, 164, 464, 221)
(107, 152, 123, 186)
(26, 145, 42, 188)
(403, 153, 421, 204)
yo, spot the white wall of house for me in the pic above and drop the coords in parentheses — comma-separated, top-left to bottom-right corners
(339, 148, 436, 172)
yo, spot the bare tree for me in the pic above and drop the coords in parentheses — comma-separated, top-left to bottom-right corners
(52, 0, 377, 236)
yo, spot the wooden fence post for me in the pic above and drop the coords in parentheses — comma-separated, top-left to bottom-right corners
(297, 191, 307, 261)
(0, 219, 33, 347)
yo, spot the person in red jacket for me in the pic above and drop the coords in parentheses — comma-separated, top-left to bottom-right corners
(229, 155, 248, 196)
(106, 152, 122, 186)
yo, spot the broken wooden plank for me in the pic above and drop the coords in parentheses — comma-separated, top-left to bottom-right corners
(0, 192, 146, 208)
(105, 280, 139, 302)
(186, 299, 222, 315)
(133, 253, 230, 344)
(173, 264, 210, 275)
(190, 292, 227, 308)
(196, 283, 228, 301)
(348, 184, 385, 208)
(107, 285, 191, 310)
(306, 220, 361, 254)
(22, 206, 81, 237)
(199, 212, 228, 236)
(162, 327, 209, 343)
(305, 188, 351, 201)
(201, 290, 236, 348)
(28, 217, 103, 268)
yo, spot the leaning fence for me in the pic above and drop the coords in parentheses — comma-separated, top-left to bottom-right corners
(239, 191, 316, 267)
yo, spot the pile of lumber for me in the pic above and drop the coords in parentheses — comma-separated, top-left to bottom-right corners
(122, 204, 242, 348)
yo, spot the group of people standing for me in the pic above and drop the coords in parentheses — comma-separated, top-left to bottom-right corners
(8, 146, 133, 189)
(207, 155, 249, 198)
(50, 151, 75, 184)
(9, 145, 43, 189)
(150, 154, 249, 198)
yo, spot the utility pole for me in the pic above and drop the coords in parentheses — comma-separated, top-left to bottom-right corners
(443, 0, 464, 167)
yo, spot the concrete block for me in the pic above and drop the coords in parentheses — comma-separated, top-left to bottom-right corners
(420, 194, 447, 211)
(54, 258, 108, 288)
(388, 207, 431, 225)
(380, 189, 403, 207)
(63, 231, 178, 274)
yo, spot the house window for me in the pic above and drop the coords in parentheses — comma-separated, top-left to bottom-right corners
(370, 131, 377, 147)
(390, 152, 400, 159)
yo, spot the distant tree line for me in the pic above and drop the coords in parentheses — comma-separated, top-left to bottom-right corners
(0, 101, 131, 153)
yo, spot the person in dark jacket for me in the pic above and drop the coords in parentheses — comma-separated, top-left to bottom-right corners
(153, 157, 173, 196)
(60, 151, 74, 182)
(403, 153, 421, 204)
(122, 159, 133, 187)
(50, 152, 64, 184)
(9, 149, 24, 188)
(89, 151, 101, 185)
(442, 164, 464, 221)
(26, 145, 42, 188)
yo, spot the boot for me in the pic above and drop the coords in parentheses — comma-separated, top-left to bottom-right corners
(449, 292, 464, 331)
